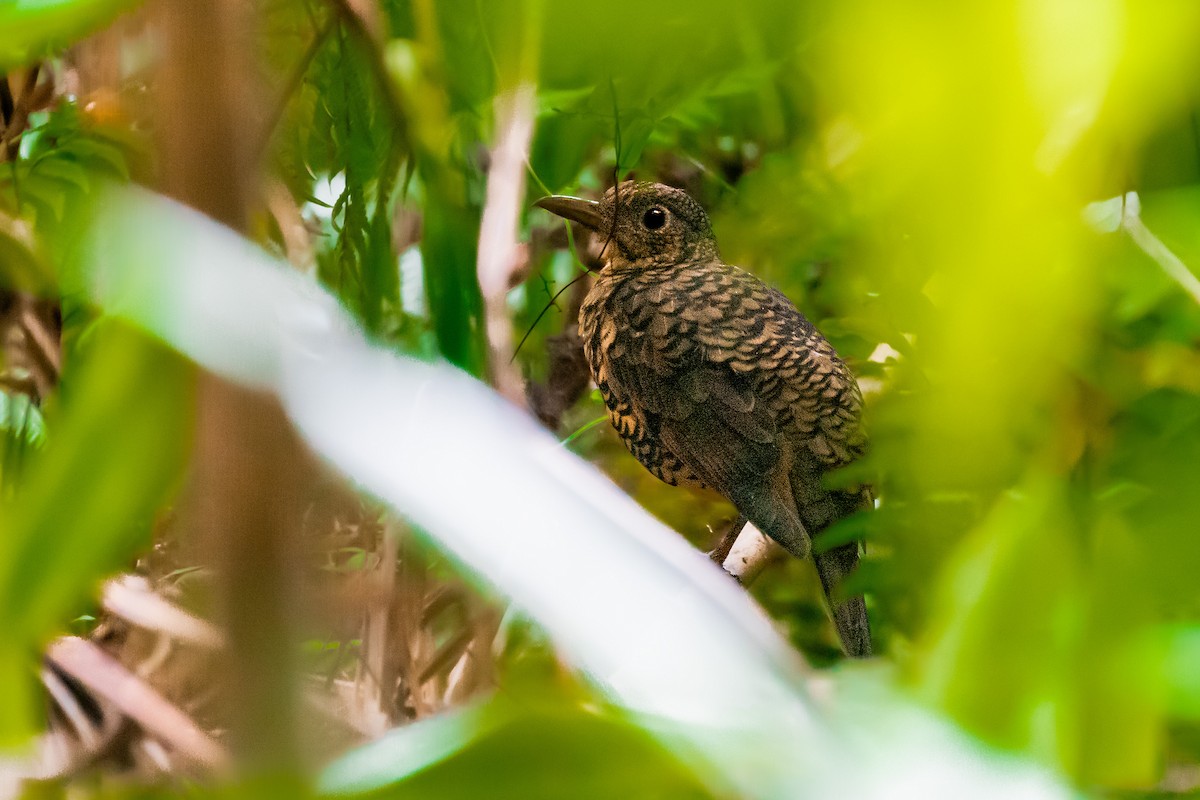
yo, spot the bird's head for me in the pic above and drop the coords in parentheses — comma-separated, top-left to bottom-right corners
(536, 181, 718, 270)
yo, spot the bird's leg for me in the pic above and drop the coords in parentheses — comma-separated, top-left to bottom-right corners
(707, 514, 747, 565)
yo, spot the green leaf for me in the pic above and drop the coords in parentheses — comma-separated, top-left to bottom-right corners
(27, 156, 91, 193)
(319, 699, 713, 800)
(419, 189, 486, 374)
(921, 478, 1080, 749)
(0, 389, 45, 496)
(0, 228, 52, 292)
(0, 391, 45, 449)
(65, 136, 131, 179)
(0, 322, 192, 743)
(0, 0, 143, 70)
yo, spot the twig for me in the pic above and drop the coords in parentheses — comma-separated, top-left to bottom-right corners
(39, 666, 104, 751)
(354, 522, 396, 736)
(722, 522, 786, 585)
(1086, 191, 1200, 306)
(1, 65, 40, 162)
(1121, 193, 1200, 305)
(16, 299, 61, 385)
(477, 83, 537, 403)
(45, 637, 230, 771)
(100, 576, 224, 650)
(511, 269, 589, 363)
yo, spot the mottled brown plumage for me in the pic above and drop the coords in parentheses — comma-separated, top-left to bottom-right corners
(536, 181, 871, 657)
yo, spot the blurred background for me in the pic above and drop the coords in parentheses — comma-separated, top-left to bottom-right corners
(2, 0, 1200, 797)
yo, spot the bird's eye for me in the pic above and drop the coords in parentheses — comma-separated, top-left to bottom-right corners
(642, 206, 667, 230)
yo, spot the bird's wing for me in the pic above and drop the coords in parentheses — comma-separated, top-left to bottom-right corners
(602, 265, 820, 556)
(753, 287, 866, 469)
(655, 365, 780, 490)
(617, 352, 815, 558)
(606, 264, 785, 496)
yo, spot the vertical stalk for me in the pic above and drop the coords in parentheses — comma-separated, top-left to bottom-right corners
(157, 0, 307, 787)
(409, 0, 488, 376)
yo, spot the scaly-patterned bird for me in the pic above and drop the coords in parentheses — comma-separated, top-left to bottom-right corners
(536, 181, 872, 658)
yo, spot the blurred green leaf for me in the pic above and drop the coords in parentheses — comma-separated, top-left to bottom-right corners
(0, 389, 45, 495)
(0, 322, 192, 743)
(0, 227, 50, 292)
(1, 103, 140, 248)
(0, 390, 45, 447)
(921, 477, 1080, 749)
(320, 699, 712, 800)
(0, 0, 142, 70)
(1161, 626, 1200, 719)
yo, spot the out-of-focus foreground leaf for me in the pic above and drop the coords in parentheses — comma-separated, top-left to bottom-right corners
(813, 0, 1200, 787)
(319, 697, 713, 800)
(0, 0, 141, 70)
(0, 322, 192, 744)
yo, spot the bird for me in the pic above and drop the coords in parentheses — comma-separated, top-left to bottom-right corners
(535, 180, 872, 658)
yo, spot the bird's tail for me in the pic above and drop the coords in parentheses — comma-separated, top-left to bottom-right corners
(813, 540, 871, 658)
(732, 471, 872, 658)
(788, 478, 872, 659)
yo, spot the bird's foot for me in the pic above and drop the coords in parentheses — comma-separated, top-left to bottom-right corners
(706, 514, 747, 565)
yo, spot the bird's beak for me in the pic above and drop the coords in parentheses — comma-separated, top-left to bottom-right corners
(534, 195, 603, 231)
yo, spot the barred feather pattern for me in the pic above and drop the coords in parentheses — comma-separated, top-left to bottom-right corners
(581, 259, 865, 493)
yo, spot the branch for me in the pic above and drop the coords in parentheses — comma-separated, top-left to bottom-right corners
(477, 84, 537, 403)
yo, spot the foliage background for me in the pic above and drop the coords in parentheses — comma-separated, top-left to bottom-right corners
(2, 0, 1200, 797)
